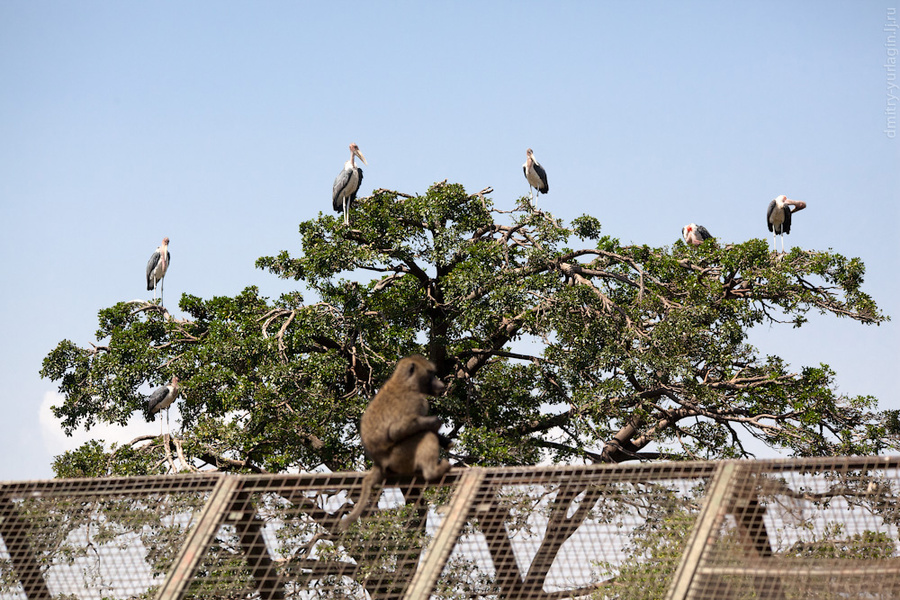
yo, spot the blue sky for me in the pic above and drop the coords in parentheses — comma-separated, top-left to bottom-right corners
(1, 2, 898, 481)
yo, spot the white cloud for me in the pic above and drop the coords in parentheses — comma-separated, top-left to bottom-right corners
(39, 391, 178, 458)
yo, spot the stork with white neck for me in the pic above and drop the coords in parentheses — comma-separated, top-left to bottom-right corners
(766, 195, 807, 253)
(332, 143, 367, 226)
(147, 376, 180, 437)
(523, 148, 549, 199)
(146, 237, 170, 304)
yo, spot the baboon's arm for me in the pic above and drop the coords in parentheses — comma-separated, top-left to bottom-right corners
(387, 414, 443, 443)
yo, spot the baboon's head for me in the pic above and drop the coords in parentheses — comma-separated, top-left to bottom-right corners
(397, 355, 445, 396)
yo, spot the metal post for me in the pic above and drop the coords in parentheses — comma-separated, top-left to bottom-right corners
(403, 468, 486, 600)
(665, 461, 738, 600)
(155, 474, 238, 600)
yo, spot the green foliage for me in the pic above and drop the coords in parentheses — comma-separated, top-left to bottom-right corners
(52, 440, 111, 478)
(41, 182, 893, 476)
(785, 525, 897, 560)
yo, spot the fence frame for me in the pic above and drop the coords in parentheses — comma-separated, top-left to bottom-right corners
(2, 456, 899, 600)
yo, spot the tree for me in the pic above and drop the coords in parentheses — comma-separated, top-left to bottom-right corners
(42, 182, 896, 477)
(35, 182, 900, 599)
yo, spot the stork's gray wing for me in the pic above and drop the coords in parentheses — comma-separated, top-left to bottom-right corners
(766, 199, 777, 232)
(782, 205, 792, 235)
(146, 385, 168, 415)
(146, 251, 161, 290)
(696, 225, 712, 240)
(532, 162, 549, 193)
(353, 168, 363, 202)
(333, 167, 352, 212)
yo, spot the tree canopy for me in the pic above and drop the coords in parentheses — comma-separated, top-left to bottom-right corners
(42, 182, 897, 477)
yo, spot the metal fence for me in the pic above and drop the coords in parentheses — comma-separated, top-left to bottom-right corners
(1, 456, 898, 600)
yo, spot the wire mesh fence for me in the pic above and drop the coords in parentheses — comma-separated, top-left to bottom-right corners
(1, 456, 898, 600)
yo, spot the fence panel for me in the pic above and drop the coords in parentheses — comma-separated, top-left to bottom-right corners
(0, 475, 222, 600)
(673, 457, 900, 600)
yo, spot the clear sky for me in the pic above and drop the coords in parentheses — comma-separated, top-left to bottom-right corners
(1, 1, 898, 481)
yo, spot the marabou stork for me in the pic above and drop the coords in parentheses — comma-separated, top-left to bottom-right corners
(523, 148, 549, 199)
(682, 223, 713, 246)
(147, 376, 179, 436)
(766, 195, 807, 253)
(332, 143, 367, 226)
(146, 237, 170, 304)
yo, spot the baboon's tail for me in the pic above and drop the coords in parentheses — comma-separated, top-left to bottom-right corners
(339, 466, 383, 531)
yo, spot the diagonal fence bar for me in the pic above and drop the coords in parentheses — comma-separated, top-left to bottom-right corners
(666, 461, 738, 600)
(0, 493, 52, 600)
(403, 468, 485, 600)
(154, 474, 236, 600)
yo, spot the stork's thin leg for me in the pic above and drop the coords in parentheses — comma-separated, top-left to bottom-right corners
(160, 277, 164, 307)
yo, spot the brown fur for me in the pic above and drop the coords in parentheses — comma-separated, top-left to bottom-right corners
(339, 355, 451, 530)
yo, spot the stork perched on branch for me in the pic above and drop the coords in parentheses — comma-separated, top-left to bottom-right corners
(682, 223, 713, 246)
(147, 376, 179, 436)
(523, 148, 549, 199)
(766, 195, 807, 253)
(146, 237, 170, 304)
(332, 143, 367, 226)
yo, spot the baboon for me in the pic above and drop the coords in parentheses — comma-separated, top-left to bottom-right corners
(339, 355, 451, 530)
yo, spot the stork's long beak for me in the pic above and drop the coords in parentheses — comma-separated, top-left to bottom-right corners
(355, 148, 368, 166)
